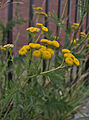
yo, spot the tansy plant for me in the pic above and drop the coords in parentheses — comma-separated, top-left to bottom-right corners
(0, 2, 89, 120)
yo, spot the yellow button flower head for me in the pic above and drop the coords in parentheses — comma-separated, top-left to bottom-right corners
(72, 23, 79, 30)
(64, 53, 75, 59)
(36, 23, 43, 27)
(41, 26, 48, 32)
(52, 40, 60, 48)
(42, 50, 51, 60)
(40, 39, 49, 44)
(23, 45, 30, 50)
(40, 12, 47, 17)
(39, 46, 47, 53)
(26, 27, 40, 33)
(19, 47, 27, 55)
(35, 44, 41, 49)
(33, 7, 43, 11)
(73, 58, 80, 66)
(47, 48, 54, 56)
(3, 44, 14, 49)
(47, 40, 53, 46)
(29, 43, 41, 49)
(32, 50, 41, 58)
(65, 57, 74, 66)
(62, 49, 71, 53)
(40, 45, 47, 49)
(0, 46, 6, 50)
(29, 43, 34, 48)
(80, 32, 87, 38)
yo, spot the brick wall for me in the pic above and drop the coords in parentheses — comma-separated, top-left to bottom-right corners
(0, 0, 88, 51)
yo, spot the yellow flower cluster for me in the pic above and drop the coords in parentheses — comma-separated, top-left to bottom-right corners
(33, 7, 47, 17)
(19, 43, 55, 60)
(40, 39, 60, 48)
(26, 24, 48, 34)
(33, 46, 54, 60)
(26, 27, 40, 33)
(19, 45, 30, 55)
(19, 43, 42, 55)
(36, 23, 48, 32)
(62, 49, 80, 66)
(72, 23, 79, 30)
(80, 32, 87, 38)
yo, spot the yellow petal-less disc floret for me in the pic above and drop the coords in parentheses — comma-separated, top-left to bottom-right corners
(39, 46, 47, 53)
(52, 40, 60, 48)
(34, 44, 41, 49)
(65, 57, 74, 66)
(40, 12, 47, 17)
(29, 43, 41, 49)
(33, 7, 43, 10)
(40, 39, 49, 43)
(47, 40, 53, 46)
(62, 49, 71, 53)
(26, 27, 40, 33)
(73, 58, 80, 66)
(40, 45, 47, 49)
(47, 48, 54, 57)
(36, 23, 43, 27)
(41, 26, 48, 32)
(23, 45, 30, 50)
(64, 53, 75, 59)
(42, 50, 51, 60)
(32, 50, 41, 58)
(19, 48, 27, 55)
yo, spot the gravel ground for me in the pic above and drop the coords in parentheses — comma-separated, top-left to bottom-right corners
(75, 98, 89, 120)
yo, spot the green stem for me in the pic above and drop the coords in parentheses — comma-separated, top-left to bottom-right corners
(61, 0, 68, 20)
(21, 58, 65, 88)
(29, 58, 65, 78)
(22, 64, 65, 89)
(31, 33, 35, 43)
(36, 32, 43, 43)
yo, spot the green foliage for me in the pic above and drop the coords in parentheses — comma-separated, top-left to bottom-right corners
(0, 1, 89, 120)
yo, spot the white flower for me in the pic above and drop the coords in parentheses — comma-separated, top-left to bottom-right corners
(3, 44, 14, 48)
